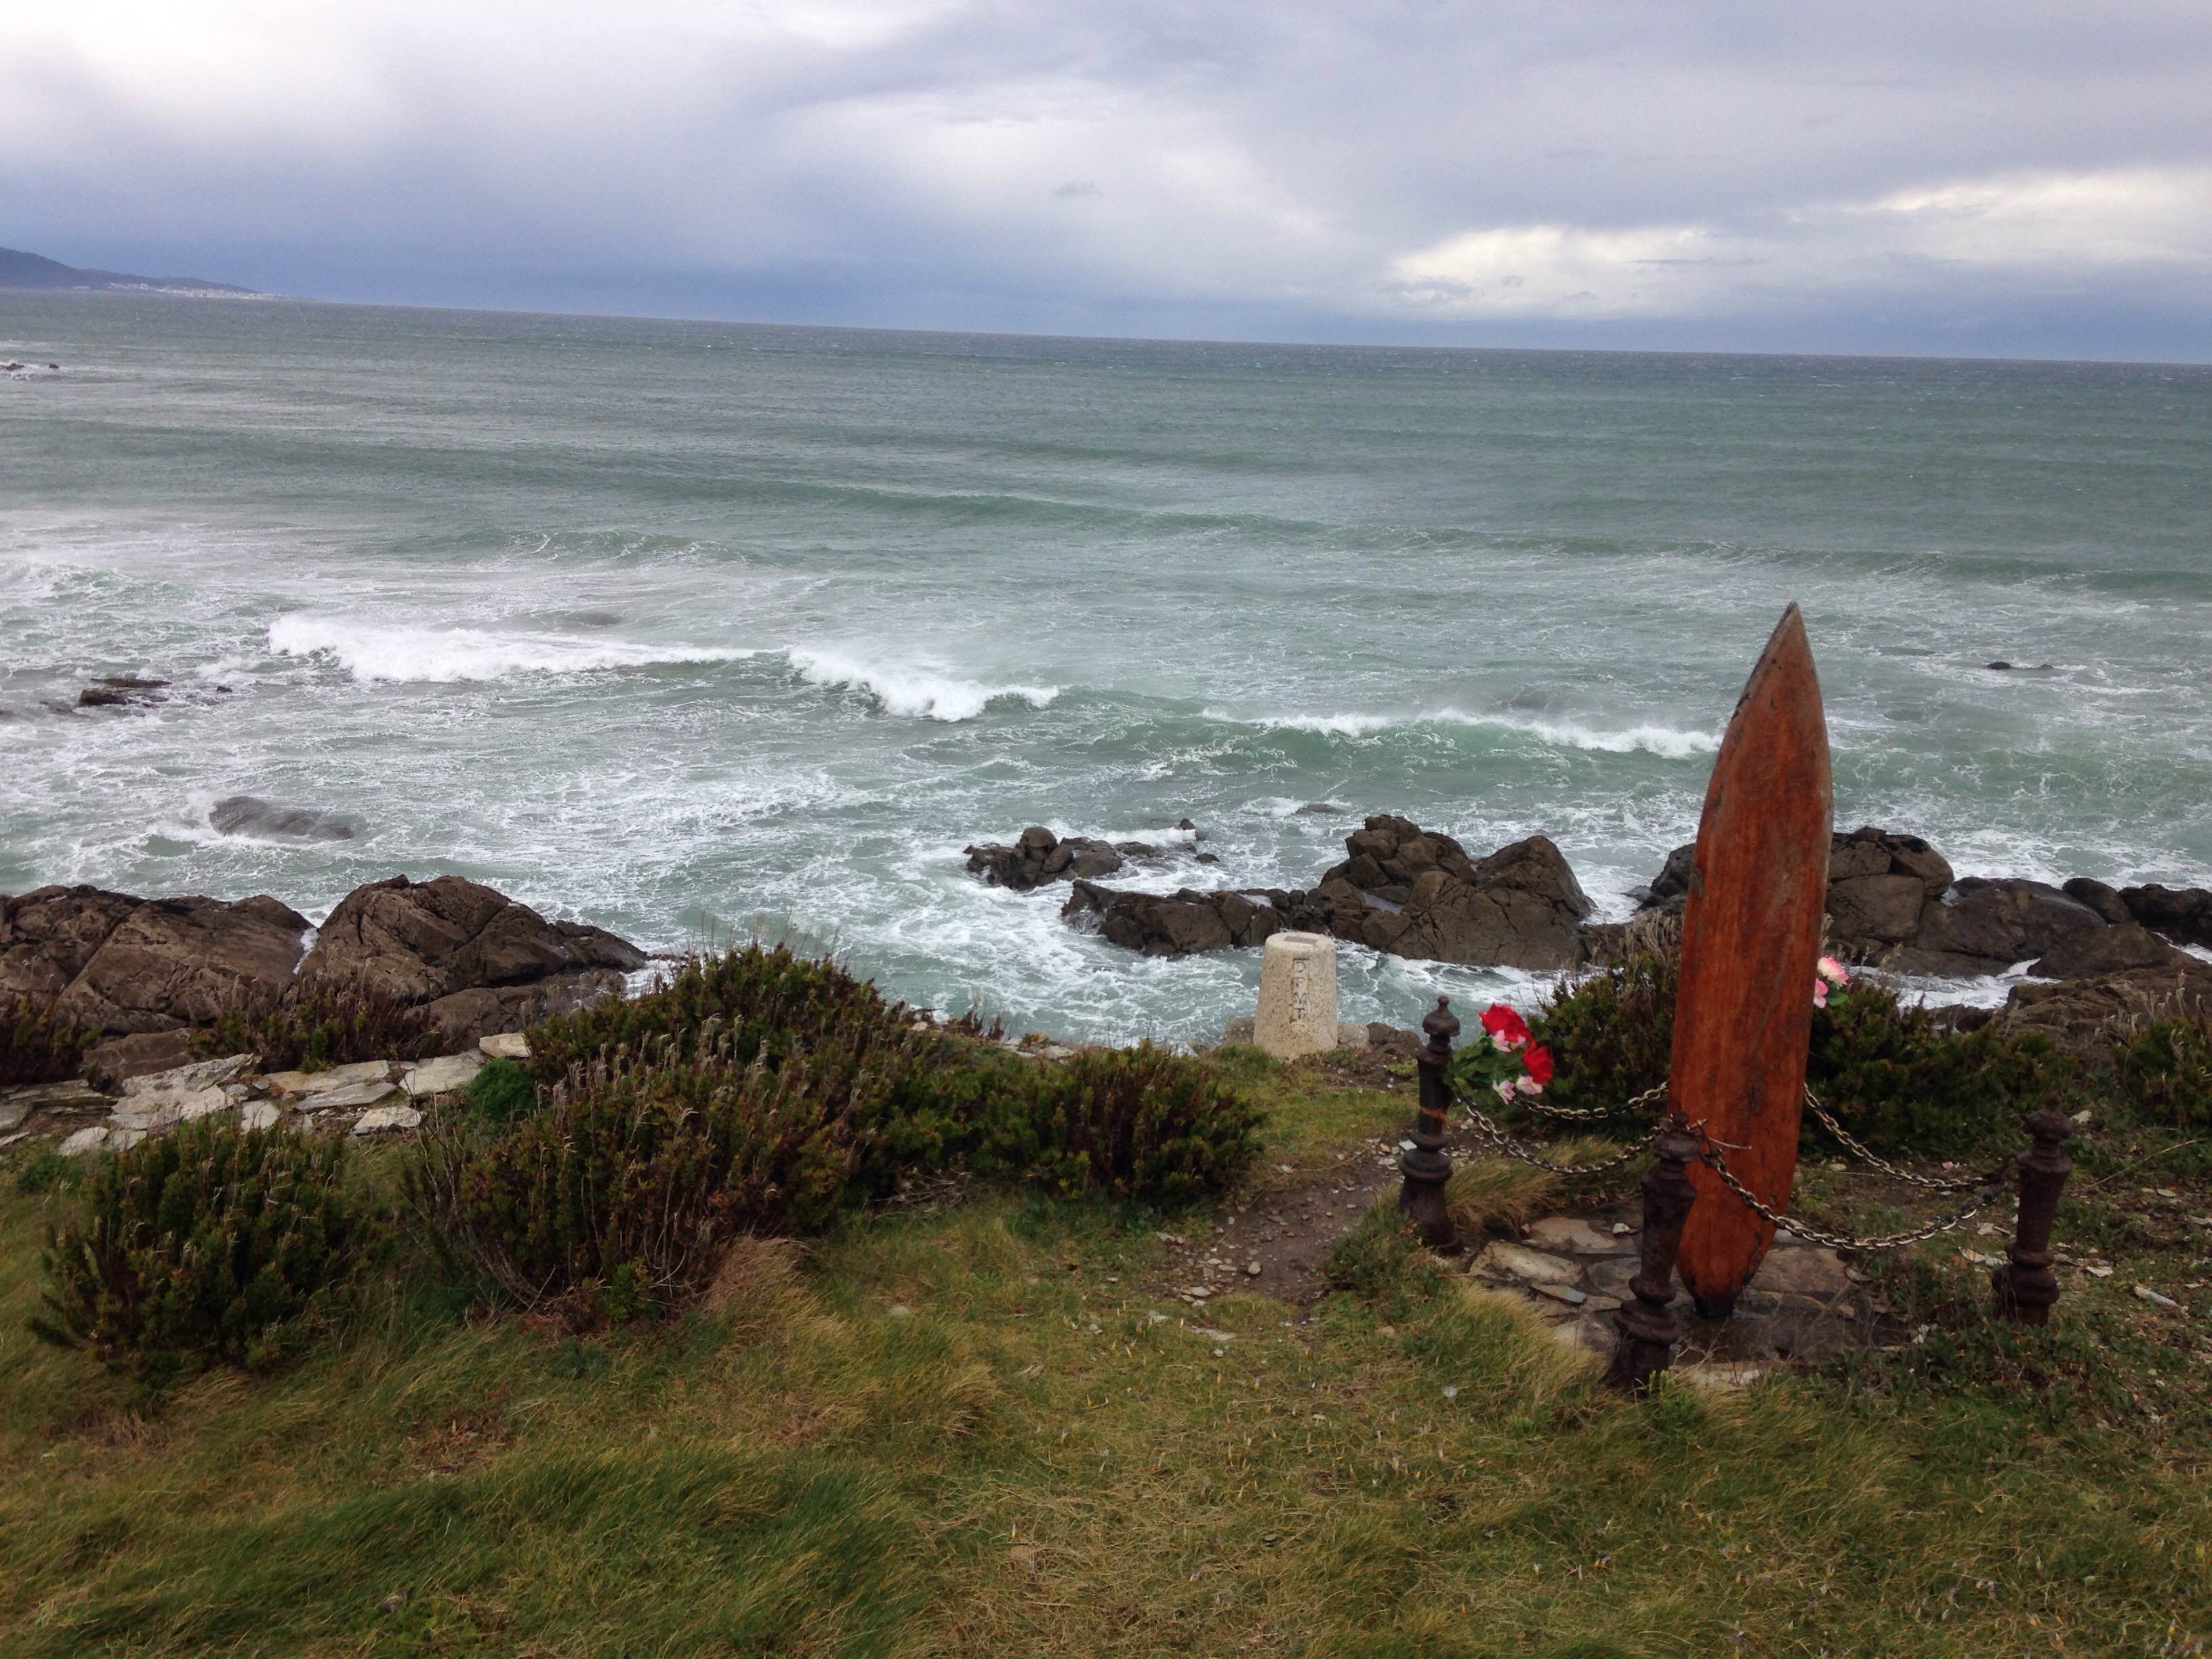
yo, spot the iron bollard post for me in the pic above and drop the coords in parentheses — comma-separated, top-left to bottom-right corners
(1606, 1117, 1702, 1393)
(1992, 1102, 2075, 1326)
(1398, 996, 1462, 1254)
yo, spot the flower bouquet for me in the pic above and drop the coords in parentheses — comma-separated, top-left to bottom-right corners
(1447, 1002, 1555, 1107)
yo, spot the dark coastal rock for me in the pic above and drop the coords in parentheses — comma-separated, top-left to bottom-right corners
(1064, 816, 1594, 970)
(1309, 823, 1592, 969)
(1638, 825, 1951, 960)
(1063, 881, 1289, 956)
(1823, 827, 1954, 958)
(0, 886, 310, 1035)
(964, 827, 1126, 890)
(1889, 877, 2107, 975)
(210, 794, 359, 842)
(2121, 883, 2212, 950)
(2001, 959, 2212, 1052)
(2029, 922, 2191, 980)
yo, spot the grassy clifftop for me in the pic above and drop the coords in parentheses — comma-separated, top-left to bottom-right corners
(3, 1042, 2208, 1656)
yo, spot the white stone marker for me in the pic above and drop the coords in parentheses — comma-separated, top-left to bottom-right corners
(1253, 930, 1339, 1060)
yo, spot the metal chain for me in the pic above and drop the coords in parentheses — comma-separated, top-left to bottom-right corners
(1445, 1065, 2017, 1248)
(1696, 1134, 2007, 1252)
(1510, 1082, 1671, 1124)
(1799, 1086, 2012, 1193)
(1454, 1085, 1662, 1176)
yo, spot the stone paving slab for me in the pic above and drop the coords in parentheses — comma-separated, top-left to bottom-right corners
(403, 1052, 483, 1097)
(293, 1078, 402, 1113)
(120, 1054, 255, 1098)
(266, 1061, 396, 1098)
(354, 1105, 424, 1135)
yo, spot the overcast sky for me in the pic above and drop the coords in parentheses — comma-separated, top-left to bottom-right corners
(9, 1, 2212, 358)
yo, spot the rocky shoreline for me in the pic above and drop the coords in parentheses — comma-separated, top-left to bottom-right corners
(1, 872, 648, 1084)
(7, 813, 2211, 1157)
(974, 814, 2212, 1048)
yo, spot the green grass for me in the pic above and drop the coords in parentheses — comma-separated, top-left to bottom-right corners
(3, 1061, 2210, 1656)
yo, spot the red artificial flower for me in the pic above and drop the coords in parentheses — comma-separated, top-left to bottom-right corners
(1480, 1003, 1532, 1050)
(1521, 1044, 1555, 1088)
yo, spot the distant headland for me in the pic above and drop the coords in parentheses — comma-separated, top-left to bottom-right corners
(0, 245, 264, 297)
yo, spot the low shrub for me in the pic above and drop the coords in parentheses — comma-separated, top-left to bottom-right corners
(1532, 951, 1676, 1117)
(1807, 986, 2072, 1153)
(464, 1056, 538, 1126)
(2, 996, 90, 1088)
(31, 1118, 364, 1385)
(1534, 949, 2074, 1155)
(195, 981, 441, 1073)
(525, 943, 901, 1082)
(974, 1044, 1264, 1205)
(405, 1027, 942, 1315)
(14, 1149, 81, 1196)
(2120, 1015, 2212, 1128)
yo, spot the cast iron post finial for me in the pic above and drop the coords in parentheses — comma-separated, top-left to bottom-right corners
(1606, 1115, 1703, 1393)
(1398, 996, 1462, 1254)
(1992, 1098, 2075, 1327)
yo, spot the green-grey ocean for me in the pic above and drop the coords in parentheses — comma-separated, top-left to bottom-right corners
(3, 294, 2208, 1040)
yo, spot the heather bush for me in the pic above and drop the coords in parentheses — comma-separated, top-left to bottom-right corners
(194, 981, 441, 1073)
(525, 942, 1027, 1188)
(1534, 949, 2074, 1155)
(525, 943, 903, 1081)
(405, 1030, 937, 1315)
(31, 1118, 364, 1385)
(974, 1044, 1264, 1205)
(2121, 1015, 2212, 1128)
(2, 996, 90, 1088)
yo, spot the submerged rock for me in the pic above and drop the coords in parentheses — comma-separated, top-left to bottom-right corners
(210, 794, 358, 842)
(75, 675, 171, 710)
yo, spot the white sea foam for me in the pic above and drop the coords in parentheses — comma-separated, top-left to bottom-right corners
(268, 615, 754, 684)
(787, 646, 1060, 722)
(1205, 706, 1718, 758)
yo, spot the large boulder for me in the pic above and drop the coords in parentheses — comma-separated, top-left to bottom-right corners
(1822, 827, 1953, 959)
(1639, 825, 1952, 963)
(1, 886, 309, 1034)
(964, 827, 1127, 891)
(296, 876, 647, 1042)
(1890, 878, 2108, 975)
(2121, 884, 2212, 950)
(1306, 819, 1592, 970)
(0, 886, 145, 1006)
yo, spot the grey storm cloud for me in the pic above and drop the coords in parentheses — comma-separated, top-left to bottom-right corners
(7, 1, 2212, 355)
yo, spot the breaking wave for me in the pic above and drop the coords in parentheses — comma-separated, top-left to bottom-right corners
(786, 646, 1061, 722)
(268, 615, 754, 684)
(1204, 706, 1718, 758)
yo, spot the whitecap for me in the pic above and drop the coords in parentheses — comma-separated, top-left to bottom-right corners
(786, 645, 1059, 722)
(1204, 705, 1718, 758)
(267, 615, 753, 684)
